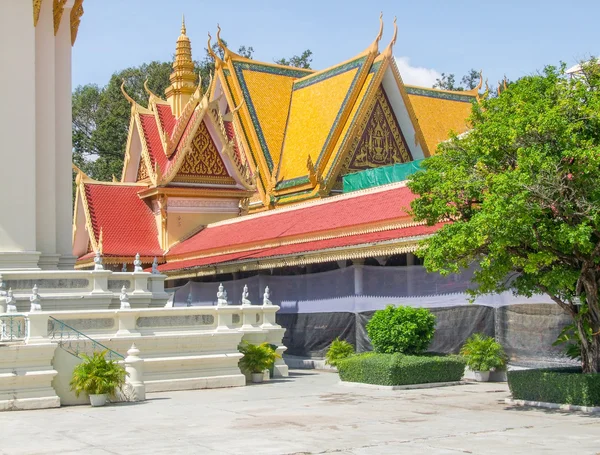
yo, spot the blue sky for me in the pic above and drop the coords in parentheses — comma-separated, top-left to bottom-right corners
(73, 0, 598, 90)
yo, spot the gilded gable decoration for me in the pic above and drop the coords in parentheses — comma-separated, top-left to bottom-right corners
(33, 0, 43, 26)
(137, 159, 149, 181)
(175, 121, 230, 181)
(53, 0, 67, 35)
(346, 87, 412, 173)
(70, 0, 84, 45)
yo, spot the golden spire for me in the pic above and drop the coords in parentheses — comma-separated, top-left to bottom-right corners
(165, 15, 197, 118)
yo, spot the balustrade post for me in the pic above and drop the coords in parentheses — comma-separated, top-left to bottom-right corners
(215, 306, 235, 331)
(91, 270, 111, 294)
(116, 310, 140, 336)
(26, 312, 50, 343)
(132, 272, 150, 294)
(124, 344, 145, 402)
(261, 305, 280, 329)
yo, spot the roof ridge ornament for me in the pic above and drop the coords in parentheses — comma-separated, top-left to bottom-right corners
(121, 80, 137, 107)
(383, 17, 398, 57)
(144, 78, 163, 102)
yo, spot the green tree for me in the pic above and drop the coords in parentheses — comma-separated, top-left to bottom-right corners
(433, 68, 480, 91)
(409, 62, 600, 373)
(274, 49, 313, 69)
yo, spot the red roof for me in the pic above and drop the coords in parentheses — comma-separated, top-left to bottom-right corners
(159, 222, 442, 272)
(139, 114, 168, 174)
(168, 184, 418, 257)
(83, 183, 163, 257)
(155, 104, 176, 137)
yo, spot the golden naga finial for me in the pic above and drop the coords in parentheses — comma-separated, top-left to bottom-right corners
(216, 23, 224, 48)
(144, 78, 161, 101)
(231, 97, 245, 114)
(368, 12, 384, 53)
(503, 76, 508, 90)
(376, 12, 384, 42)
(472, 70, 484, 100)
(383, 17, 398, 56)
(121, 80, 137, 106)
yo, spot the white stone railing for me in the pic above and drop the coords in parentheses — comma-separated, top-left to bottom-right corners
(0, 270, 169, 311)
(1, 303, 287, 410)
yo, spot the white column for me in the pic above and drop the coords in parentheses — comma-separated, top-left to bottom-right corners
(35, 0, 59, 269)
(353, 259, 364, 296)
(0, 1, 40, 270)
(406, 253, 415, 296)
(55, 2, 77, 269)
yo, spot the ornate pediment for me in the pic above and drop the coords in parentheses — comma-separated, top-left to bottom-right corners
(345, 87, 412, 173)
(173, 120, 235, 184)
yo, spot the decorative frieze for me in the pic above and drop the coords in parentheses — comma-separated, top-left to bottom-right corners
(136, 314, 215, 328)
(4, 279, 89, 290)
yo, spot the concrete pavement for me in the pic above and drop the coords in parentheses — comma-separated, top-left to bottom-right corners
(1, 370, 598, 454)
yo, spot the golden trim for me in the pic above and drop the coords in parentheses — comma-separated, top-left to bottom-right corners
(167, 216, 422, 262)
(70, 0, 83, 45)
(390, 57, 431, 157)
(137, 186, 253, 200)
(53, 0, 67, 35)
(78, 180, 99, 254)
(33, 0, 43, 26)
(133, 110, 158, 186)
(75, 255, 165, 269)
(164, 237, 424, 279)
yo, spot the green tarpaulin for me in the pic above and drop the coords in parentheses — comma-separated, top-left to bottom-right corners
(343, 160, 424, 192)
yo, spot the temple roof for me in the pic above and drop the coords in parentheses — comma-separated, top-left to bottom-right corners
(160, 181, 444, 277)
(76, 180, 163, 259)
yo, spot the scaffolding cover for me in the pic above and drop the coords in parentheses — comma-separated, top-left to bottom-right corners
(343, 160, 424, 193)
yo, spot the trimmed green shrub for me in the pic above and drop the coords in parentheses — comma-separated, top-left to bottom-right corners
(337, 353, 466, 386)
(325, 338, 355, 367)
(508, 368, 600, 407)
(460, 333, 507, 372)
(366, 305, 436, 354)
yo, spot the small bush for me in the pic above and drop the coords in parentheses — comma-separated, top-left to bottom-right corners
(508, 368, 600, 407)
(337, 353, 466, 386)
(460, 333, 507, 372)
(325, 338, 355, 367)
(70, 351, 128, 397)
(366, 305, 436, 354)
(238, 342, 280, 374)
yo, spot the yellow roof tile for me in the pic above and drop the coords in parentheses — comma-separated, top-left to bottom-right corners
(406, 86, 475, 154)
(240, 69, 296, 169)
(278, 60, 365, 182)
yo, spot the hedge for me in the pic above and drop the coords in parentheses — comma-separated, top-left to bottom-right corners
(507, 368, 600, 407)
(337, 353, 466, 386)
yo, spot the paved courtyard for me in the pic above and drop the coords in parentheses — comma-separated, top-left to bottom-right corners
(1, 370, 598, 455)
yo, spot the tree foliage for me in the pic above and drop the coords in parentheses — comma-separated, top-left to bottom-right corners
(409, 61, 600, 372)
(274, 49, 313, 69)
(433, 68, 480, 91)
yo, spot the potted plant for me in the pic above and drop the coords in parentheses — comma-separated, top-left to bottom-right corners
(460, 333, 507, 382)
(238, 341, 280, 383)
(70, 350, 128, 406)
(325, 338, 355, 368)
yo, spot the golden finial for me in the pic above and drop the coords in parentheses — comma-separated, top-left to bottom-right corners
(144, 77, 161, 101)
(503, 76, 508, 90)
(112, 174, 118, 182)
(121, 80, 137, 106)
(216, 23, 224, 47)
(376, 12, 384, 42)
(383, 17, 398, 56)
(497, 81, 502, 97)
(207, 32, 218, 59)
(231, 97, 245, 114)
(181, 14, 186, 35)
